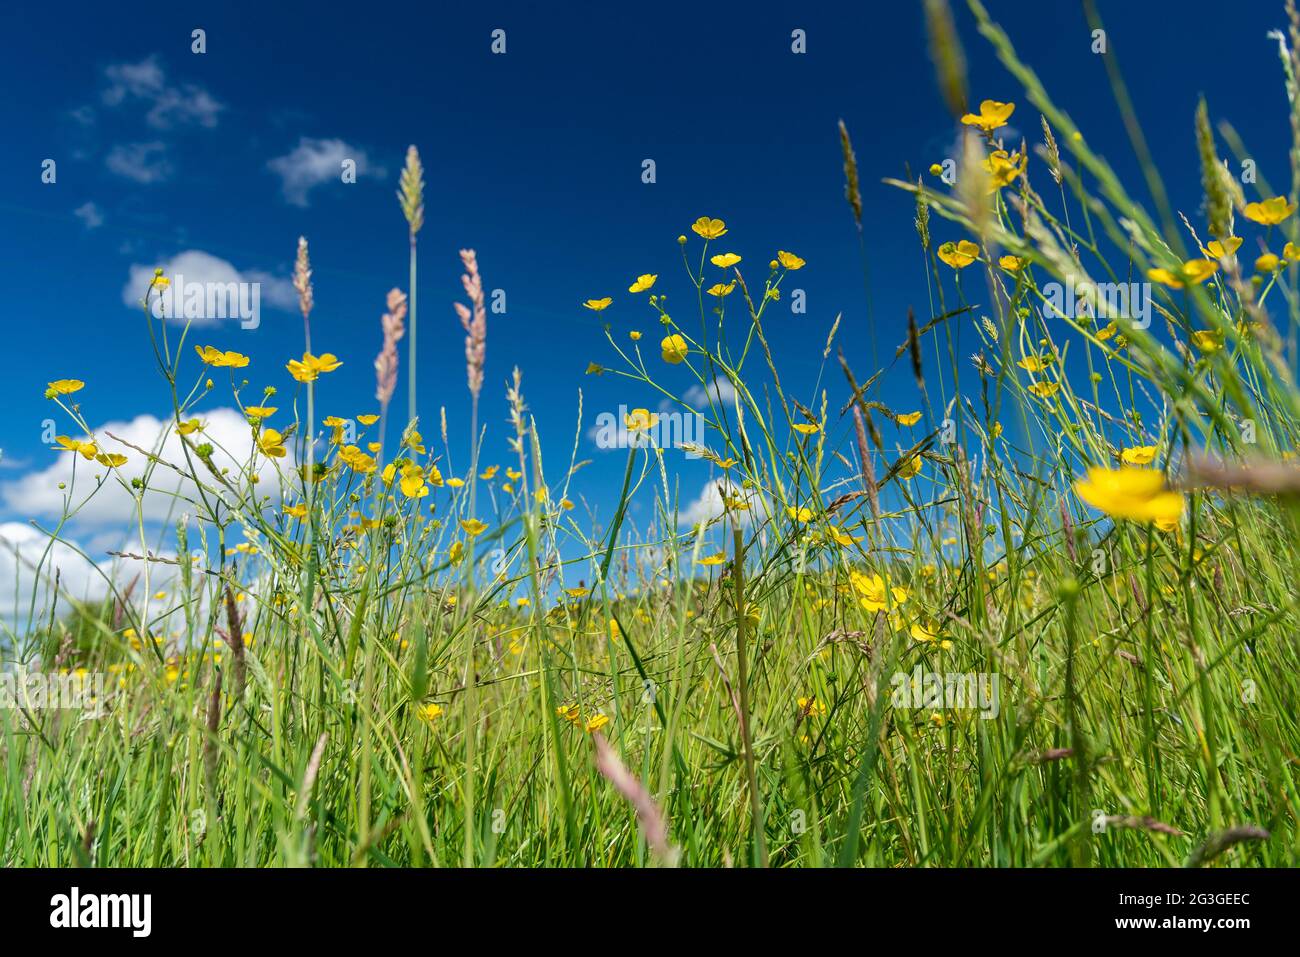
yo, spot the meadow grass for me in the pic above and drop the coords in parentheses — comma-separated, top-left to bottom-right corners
(3, 0, 1300, 868)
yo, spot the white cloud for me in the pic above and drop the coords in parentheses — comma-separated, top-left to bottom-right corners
(678, 477, 762, 528)
(122, 250, 295, 323)
(683, 376, 738, 410)
(106, 141, 172, 183)
(1, 408, 291, 530)
(267, 137, 383, 206)
(73, 201, 104, 229)
(101, 55, 223, 129)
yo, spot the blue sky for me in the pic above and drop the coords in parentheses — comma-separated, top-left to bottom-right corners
(0, 0, 1294, 600)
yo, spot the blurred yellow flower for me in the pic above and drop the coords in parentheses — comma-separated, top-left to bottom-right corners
(625, 408, 656, 431)
(244, 406, 277, 419)
(258, 429, 287, 458)
(792, 422, 820, 435)
(896, 455, 921, 478)
(357, 414, 380, 426)
(1204, 237, 1242, 259)
(1243, 196, 1296, 225)
(628, 274, 657, 293)
(699, 551, 727, 566)
(706, 281, 736, 297)
(1256, 253, 1281, 272)
(177, 418, 203, 435)
(998, 255, 1026, 271)
(1147, 259, 1217, 289)
(46, 379, 85, 397)
(776, 250, 806, 270)
(1029, 381, 1060, 398)
(896, 411, 922, 426)
(1191, 329, 1224, 353)
(1074, 467, 1184, 526)
(460, 518, 488, 537)
(787, 505, 814, 522)
(480, 465, 499, 479)
(283, 503, 308, 518)
(418, 703, 444, 722)
(629, 330, 642, 341)
(585, 714, 610, 733)
(710, 253, 741, 268)
(583, 297, 613, 311)
(983, 149, 1026, 191)
(1120, 446, 1157, 465)
(195, 345, 250, 368)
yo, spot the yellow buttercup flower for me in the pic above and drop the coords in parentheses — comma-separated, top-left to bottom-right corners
(94, 452, 127, 468)
(257, 429, 287, 458)
(661, 334, 689, 364)
(447, 541, 464, 563)
(446, 477, 464, 488)
(1191, 330, 1224, 353)
(1120, 445, 1157, 466)
(1017, 355, 1053, 373)
(960, 99, 1015, 132)
(625, 408, 657, 432)
(283, 503, 308, 518)
(828, 527, 861, 547)
(583, 297, 613, 311)
(937, 240, 979, 269)
(1204, 237, 1242, 259)
(1147, 259, 1217, 289)
(177, 418, 203, 435)
(1256, 253, 1281, 272)
(1243, 196, 1296, 225)
(244, 406, 277, 419)
(690, 216, 727, 240)
(357, 414, 380, 426)
(286, 352, 342, 382)
(460, 518, 488, 537)
(399, 464, 429, 498)
(998, 255, 1026, 271)
(710, 253, 741, 268)
(46, 379, 85, 398)
(506, 468, 522, 481)
(418, 703, 444, 722)
(194, 345, 250, 368)
(896, 455, 921, 479)
(480, 465, 499, 480)
(896, 411, 922, 426)
(560, 498, 574, 510)
(699, 551, 727, 566)
(776, 250, 805, 270)
(1074, 467, 1184, 526)
(628, 274, 656, 293)
(1285, 242, 1300, 260)
(798, 696, 827, 717)
(983, 149, 1026, 192)
(584, 714, 610, 733)
(849, 571, 908, 612)
(706, 281, 736, 297)
(786, 505, 814, 523)
(1029, 381, 1060, 398)
(629, 330, 642, 341)
(792, 422, 820, 435)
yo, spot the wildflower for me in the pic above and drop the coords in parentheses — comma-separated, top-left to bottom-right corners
(405, 430, 427, 454)
(448, 541, 464, 563)
(55, 436, 98, 459)
(194, 345, 250, 368)
(798, 696, 827, 717)
(1243, 196, 1296, 225)
(283, 503, 308, 518)
(937, 240, 979, 269)
(699, 551, 727, 566)
(776, 250, 806, 270)
(480, 465, 499, 480)
(556, 703, 581, 724)
(710, 253, 741, 268)
(357, 414, 379, 426)
(929, 163, 944, 176)
(506, 468, 522, 481)
(896, 455, 922, 479)
(828, 527, 861, 547)
(244, 406, 277, 420)
(1029, 381, 1060, 398)
(585, 714, 610, 733)
(1256, 253, 1281, 272)
(661, 334, 689, 364)
(560, 498, 574, 510)
(1147, 259, 1217, 289)
(792, 422, 820, 435)
(1286, 242, 1300, 260)
(630, 330, 642, 341)
(45, 379, 85, 398)
(1204, 237, 1242, 259)
(960, 99, 1015, 131)
(95, 452, 127, 468)
(565, 587, 591, 599)
(1017, 355, 1053, 373)
(983, 149, 1026, 191)
(626, 408, 657, 432)
(706, 281, 736, 297)
(286, 351, 342, 382)
(1075, 467, 1184, 526)
(999, 255, 1026, 271)
(447, 477, 464, 488)
(690, 216, 727, 240)
(583, 297, 613, 311)
(177, 418, 203, 435)
(1120, 446, 1158, 466)
(910, 621, 939, 643)
(257, 429, 287, 458)
(418, 703, 444, 722)
(787, 505, 814, 523)
(399, 464, 429, 498)
(849, 571, 908, 612)
(896, 411, 922, 426)
(460, 518, 488, 537)
(1191, 329, 1223, 353)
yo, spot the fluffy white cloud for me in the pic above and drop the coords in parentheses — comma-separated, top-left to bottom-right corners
(1, 408, 291, 530)
(267, 137, 383, 206)
(102, 55, 223, 129)
(683, 376, 739, 410)
(122, 250, 295, 323)
(105, 141, 172, 183)
(678, 477, 763, 528)
(73, 201, 104, 229)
